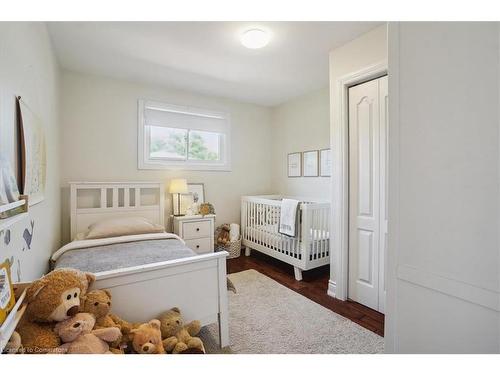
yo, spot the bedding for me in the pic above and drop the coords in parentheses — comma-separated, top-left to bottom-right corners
(278, 199, 300, 237)
(51, 233, 196, 274)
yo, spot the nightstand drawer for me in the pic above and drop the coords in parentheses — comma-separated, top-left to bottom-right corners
(182, 220, 211, 239)
(185, 238, 212, 254)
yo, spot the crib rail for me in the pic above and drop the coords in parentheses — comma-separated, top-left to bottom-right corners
(241, 195, 330, 270)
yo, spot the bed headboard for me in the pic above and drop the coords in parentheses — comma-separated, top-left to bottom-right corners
(69, 182, 165, 240)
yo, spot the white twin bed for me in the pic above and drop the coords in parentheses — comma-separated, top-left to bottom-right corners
(50, 182, 229, 348)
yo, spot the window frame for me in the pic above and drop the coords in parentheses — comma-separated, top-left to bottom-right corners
(138, 99, 231, 171)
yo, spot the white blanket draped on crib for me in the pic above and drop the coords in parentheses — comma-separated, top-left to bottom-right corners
(278, 198, 300, 237)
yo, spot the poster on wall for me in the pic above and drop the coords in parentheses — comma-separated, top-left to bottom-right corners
(320, 148, 331, 177)
(287, 152, 302, 177)
(18, 98, 46, 206)
(0, 155, 20, 208)
(303, 150, 319, 177)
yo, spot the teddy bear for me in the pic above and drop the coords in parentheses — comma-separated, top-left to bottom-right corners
(216, 224, 231, 246)
(199, 203, 215, 216)
(129, 319, 165, 354)
(16, 268, 95, 354)
(158, 307, 205, 354)
(82, 289, 116, 329)
(54, 312, 122, 354)
(82, 288, 135, 351)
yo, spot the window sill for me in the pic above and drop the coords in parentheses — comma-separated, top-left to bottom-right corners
(138, 160, 232, 172)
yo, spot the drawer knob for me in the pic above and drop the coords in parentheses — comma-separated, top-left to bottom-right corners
(196, 245, 200, 249)
(196, 228, 200, 231)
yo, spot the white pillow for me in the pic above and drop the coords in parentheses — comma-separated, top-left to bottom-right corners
(84, 217, 165, 240)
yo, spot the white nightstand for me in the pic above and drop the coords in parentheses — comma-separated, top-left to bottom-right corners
(172, 214, 216, 254)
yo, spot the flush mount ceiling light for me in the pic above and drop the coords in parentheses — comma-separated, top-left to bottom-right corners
(240, 28, 270, 49)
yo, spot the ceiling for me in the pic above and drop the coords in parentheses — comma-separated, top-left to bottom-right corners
(47, 22, 381, 106)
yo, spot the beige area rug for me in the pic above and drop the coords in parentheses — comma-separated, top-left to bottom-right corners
(199, 269, 384, 354)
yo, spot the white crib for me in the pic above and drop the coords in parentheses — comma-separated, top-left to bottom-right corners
(241, 195, 330, 281)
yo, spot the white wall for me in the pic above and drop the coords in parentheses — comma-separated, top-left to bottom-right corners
(270, 88, 330, 199)
(385, 22, 500, 353)
(328, 25, 388, 294)
(60, 71, 273, 243)
(0, 22, 61, 281)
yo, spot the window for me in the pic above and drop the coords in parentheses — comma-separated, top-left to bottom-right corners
(138, 100, 231, 170)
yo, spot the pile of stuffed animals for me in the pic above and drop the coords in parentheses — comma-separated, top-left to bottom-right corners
(4, 268, 205, 354)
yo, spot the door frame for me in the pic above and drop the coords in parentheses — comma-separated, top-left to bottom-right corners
(328, 60, 388, 301)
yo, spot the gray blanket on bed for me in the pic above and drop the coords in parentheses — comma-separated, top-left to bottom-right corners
(54, 239, 197, 273)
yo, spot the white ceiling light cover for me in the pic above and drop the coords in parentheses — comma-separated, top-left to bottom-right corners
(240, 28, 270, 49)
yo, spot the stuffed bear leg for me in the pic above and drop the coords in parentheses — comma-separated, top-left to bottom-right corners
(17, 320, 60, 354)
(172, 342, 189, 354)
(185, 320, 201, 336)
(162, 336, 178, 352)
(186, 337, 205, 353)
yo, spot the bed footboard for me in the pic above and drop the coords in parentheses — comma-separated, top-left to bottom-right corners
(93, 251, 229, 348)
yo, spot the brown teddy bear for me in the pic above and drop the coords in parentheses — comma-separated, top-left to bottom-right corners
(217, 224, 231, 246)
(129, 319, 165, 354)
(82, 289, 131, 350)
(16, 268, 95, 353)
(54, 312, 122, 354)
(82, 289, 116, 328)
(158, 307, 205, 353)
(82, 289, 135, 332)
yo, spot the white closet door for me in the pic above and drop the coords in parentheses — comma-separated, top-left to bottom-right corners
(378, 75, 388, 313)
(348, 78, 381, 311)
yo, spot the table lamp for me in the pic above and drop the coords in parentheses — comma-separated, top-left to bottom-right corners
(169, 178, 188, 216)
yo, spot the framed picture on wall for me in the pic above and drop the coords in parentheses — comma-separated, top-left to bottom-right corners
(287, 152, 302, 177)
(320, 148, 331, 177)
(180, 183, 205, 214)
(18, 97, 46, 206)
(303, 150, 319, 177)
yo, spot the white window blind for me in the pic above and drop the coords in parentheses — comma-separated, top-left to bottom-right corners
(138, 100, 231, 171)
(144, 103, 229, 133)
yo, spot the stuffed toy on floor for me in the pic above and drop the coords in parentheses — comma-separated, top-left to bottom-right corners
(217, 224, 231, 246)
(129, 319, 165, 354)
(158, 307, 205, 353)
(16, 268, 95, 354)
(54, 312, 122, 354)
(82, 289, 132, 351)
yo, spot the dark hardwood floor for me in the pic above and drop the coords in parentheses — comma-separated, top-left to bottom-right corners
(227, 251, 384, 337)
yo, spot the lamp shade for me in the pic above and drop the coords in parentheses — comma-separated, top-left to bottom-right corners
(169, 179, 188, 194)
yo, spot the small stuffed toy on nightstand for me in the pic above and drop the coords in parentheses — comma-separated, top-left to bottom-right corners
(199, 203, 215, 216)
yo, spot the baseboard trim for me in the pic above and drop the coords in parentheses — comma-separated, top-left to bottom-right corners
(327, 279, 337, 298)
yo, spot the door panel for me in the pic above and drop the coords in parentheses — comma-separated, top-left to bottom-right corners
(348, 78, 380, 311)
(357, 229, 374, 284)
(357, 97, 374, 217)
